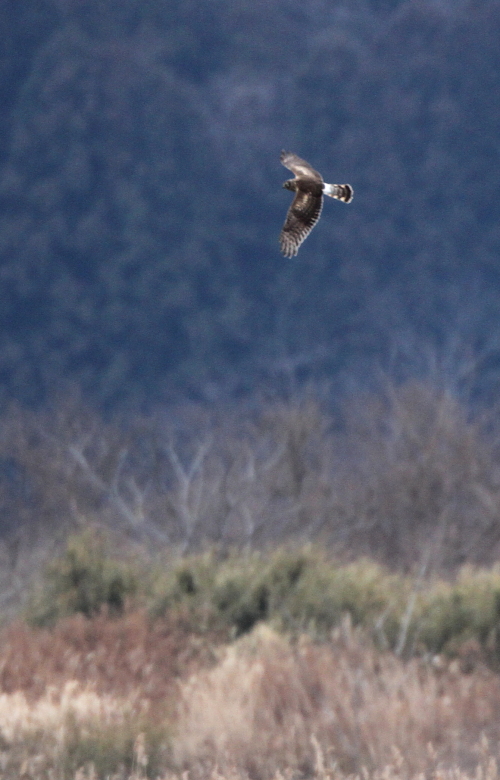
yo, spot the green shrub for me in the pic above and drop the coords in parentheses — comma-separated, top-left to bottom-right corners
(25, 533, 500, 669)
(149, 546, 409, 642)
(148, 548, 500, 666)
(259, 552, 406, 643)
(414, 566, 500, 662)
(27, 527, 139, 626)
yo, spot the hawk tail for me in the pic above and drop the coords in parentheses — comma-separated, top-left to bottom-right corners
(323, 183, 353, 203)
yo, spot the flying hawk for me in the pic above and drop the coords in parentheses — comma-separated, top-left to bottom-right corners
(279, 151, 353, 258)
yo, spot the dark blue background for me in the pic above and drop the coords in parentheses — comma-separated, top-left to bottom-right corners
(0, 0, 499, 408)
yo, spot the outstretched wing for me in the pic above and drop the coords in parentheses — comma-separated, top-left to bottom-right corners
(280, 150, 323, 183)
(280, 190, 323, 258)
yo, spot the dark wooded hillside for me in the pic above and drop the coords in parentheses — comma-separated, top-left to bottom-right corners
(0, 0, 499, 406)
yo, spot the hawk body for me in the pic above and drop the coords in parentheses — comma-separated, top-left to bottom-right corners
(279, 151, 353, 258)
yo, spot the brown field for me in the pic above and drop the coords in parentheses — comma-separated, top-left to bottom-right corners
(0, 613, 499, 780)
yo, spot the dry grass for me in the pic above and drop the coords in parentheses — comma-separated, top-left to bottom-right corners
(0, 680, 145, 775)
(0, 616, 500, 778)
(0, 610, 224, 778)
(174, 621, 500, 778)
(0, 610, 223, 702)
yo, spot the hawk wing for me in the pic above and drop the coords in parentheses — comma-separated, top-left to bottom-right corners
(279, 189, 323, 258)
(280, 150, 323, 183)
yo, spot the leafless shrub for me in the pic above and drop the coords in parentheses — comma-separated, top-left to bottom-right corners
(0, 379, 499, 615)
(330, 381, 500, 570)
(0, 394, 336, 555)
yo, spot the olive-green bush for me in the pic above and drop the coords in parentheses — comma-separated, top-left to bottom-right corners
(26, 531, 500, 668)
(27, 527, 139, 626)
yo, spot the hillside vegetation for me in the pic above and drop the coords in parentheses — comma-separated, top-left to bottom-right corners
(0, 0, 500, 405)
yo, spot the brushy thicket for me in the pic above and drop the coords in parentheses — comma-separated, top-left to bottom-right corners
(23, 527, 500, 669)
(27, 527, 140, 626)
